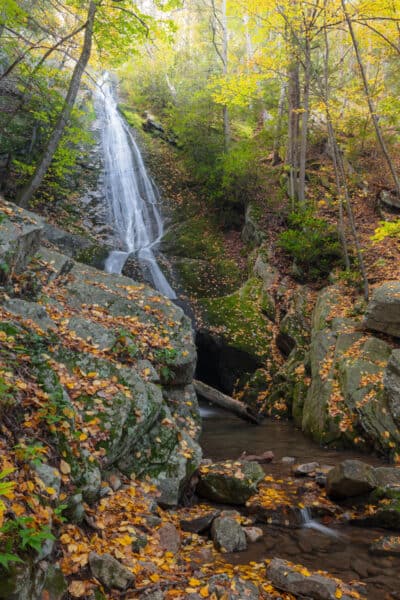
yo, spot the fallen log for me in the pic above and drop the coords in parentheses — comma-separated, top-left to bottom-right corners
(193, 379, 262, 425)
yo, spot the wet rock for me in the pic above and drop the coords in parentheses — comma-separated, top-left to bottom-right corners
(243, 526, 263, 543)
(326, 460, 377, 499)
(370, 535, 400, 556)
(364, 281, 400, 338)
(266, 557, 365, 600)
(158, 522, 181, 553)
(180, 510, 220, 534)
(293, 461, 319, 477)
(211, 515, 247, 552)
(89, 552, 134, 590)
(374, 466, 400, 488)
(354, 502, 400, 529)
(239, 450, 274, 464)
(281, 456, 296, 465)
(196, 460, 265, 505)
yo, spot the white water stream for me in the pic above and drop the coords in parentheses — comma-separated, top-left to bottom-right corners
(95, 74, 176, 299)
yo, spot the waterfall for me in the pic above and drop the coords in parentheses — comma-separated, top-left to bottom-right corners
(95, 74, 176, 300)
(299, 507, 341, 538)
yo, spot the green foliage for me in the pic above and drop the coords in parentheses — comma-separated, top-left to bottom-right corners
(278, 209, 343, 281)
(1, 517, 55, 554)
(372, 219, 400, 243)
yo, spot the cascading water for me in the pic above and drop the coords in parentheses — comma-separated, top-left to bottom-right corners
(95, 74, 176, 299)
(299, 507, 341, 538)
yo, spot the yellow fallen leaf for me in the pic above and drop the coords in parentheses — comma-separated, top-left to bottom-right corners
(60, 460, 71, 475)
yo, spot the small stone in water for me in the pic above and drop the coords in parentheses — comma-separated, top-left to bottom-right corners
(243, 526, 263, 543)
(293, 462, 320, 476)
(281, 456, 296, 465)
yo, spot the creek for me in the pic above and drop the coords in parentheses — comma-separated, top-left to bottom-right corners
(201, 403, 400, 599)
(92, 81, 400, 599)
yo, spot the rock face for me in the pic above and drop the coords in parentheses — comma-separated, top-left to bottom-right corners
(211, 514, 247, 552)
(196, 460, 265, 505)
(266, 558, 364, 600)
(0, 198, 201, 510)
(326, 460, 377, 499)
(364, 282, 400, 337)
(0, 198, 43, 282)
(384, 349, 400, 425)
(301, 286, 400, 457)
(89, 552, 134, 590)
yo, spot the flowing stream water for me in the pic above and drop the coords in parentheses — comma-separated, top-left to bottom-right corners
(95, 74, 176, 299)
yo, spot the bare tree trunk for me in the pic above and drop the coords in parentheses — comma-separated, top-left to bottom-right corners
(17, 1, 97, 207)
(322, 15, 350, 270)
(221, 0, 230, 151)
(341, 0, 400, 195)
(272, 80, 287, 165)
(193, 380, 262, 424)
(298, 36, 311, 203)
(286, 52, 300, 203)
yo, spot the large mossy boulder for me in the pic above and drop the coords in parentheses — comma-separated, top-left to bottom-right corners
(384, 349, 400, 425)
(0, 205, 202, 509)
(301, 286, 400, 457)
(197, 278, 274, 393)
(364, 281, 400, 338)
(196, 460, 265, 505)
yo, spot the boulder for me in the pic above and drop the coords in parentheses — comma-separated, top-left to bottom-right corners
(374, 466, 400, 488)
(243, 526, 263, 543)
(0, 197, 43, 283)
(384, 349, 400, 424)
(180, 510, 220, 534)
(364, 281, 400, 338)
(379, 189, 400, 210)
(293, 462, 319, 477)
(266, 558, 365, 600)
(326, 460, 377, 499)
(211, 515, 247, 553)
(89, 552, 134, 590)
(196, 460, 265, 505)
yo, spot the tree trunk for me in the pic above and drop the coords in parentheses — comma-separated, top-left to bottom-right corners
(298, 35, 311, 203)
(341, 0, 400, 196)
(272, 80, 287, 165)
(193, 380, 262, 424)
(221, 0, 230, 151)
(286, 52, 300, 203)
(17, 1, 97, 207)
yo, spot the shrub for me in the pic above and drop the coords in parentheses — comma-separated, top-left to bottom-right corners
(278, 209, 342, 281)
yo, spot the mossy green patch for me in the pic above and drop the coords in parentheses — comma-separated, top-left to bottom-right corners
(199, 278, 273, 361)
